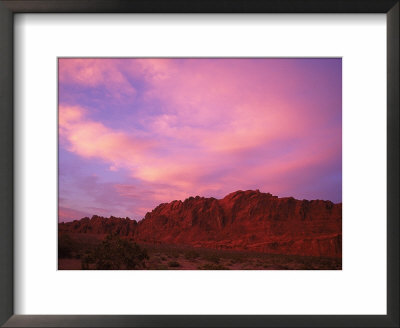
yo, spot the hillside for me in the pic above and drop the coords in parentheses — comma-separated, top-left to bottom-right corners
(59, 190, 342, 257)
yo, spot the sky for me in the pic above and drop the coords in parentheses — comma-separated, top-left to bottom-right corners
(58, 58, 342, 222)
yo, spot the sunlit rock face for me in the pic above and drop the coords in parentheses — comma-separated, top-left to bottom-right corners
(59, 190, 342, 258)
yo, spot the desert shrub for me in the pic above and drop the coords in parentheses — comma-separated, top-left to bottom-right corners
(81, 251, 95, 270)
(58, 233, 74, 258)
(94, 234, 149, 270)
(153, 264, 168, 270)
(229, 253, 245, 263)
(184, 250, 199, 261)
(205, 254, 220, 264)
(168, 261, 180, 268)
(198, 264, 228, 270)
(152, 256, 162, 264)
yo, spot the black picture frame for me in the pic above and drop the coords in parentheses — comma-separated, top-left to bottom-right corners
(0, 1, 398, 327)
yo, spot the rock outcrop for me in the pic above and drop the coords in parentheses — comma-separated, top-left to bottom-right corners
(59, 215, 137, 236)
(59, 190, 342, 257)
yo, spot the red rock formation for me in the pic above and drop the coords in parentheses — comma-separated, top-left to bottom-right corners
(59, 190, 342, 257)
(59, 215, 138, 236)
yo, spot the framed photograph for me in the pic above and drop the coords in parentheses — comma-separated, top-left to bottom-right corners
(57, 57, 343, 272)
(0, 0, 398, 327)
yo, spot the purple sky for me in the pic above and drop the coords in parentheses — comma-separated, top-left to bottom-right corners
(58, 58, 342, 222)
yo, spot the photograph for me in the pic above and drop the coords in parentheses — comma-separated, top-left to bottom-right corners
(58, 58, 342, 270)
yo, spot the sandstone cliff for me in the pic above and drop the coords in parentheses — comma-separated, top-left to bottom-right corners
(59, 190, 342, 257)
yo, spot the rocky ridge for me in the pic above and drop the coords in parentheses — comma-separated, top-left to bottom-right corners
(59, 190, 342, 257)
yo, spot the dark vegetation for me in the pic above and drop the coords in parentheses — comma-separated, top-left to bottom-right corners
(92, 234, 148, 269)
(59, 232, 148, 270)
(58, 232, 342, 270)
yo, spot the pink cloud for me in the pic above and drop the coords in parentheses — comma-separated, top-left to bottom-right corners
(59, 105, 207, 192)
(59, 105, 156, 172)
(59, 59, 137, 101)
(135, 60, 333, 156)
